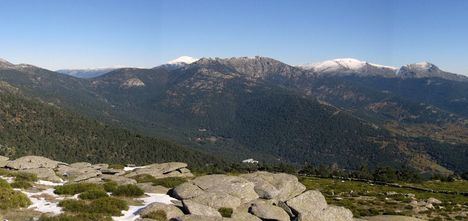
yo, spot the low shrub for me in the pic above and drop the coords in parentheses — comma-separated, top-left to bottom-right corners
(14, 171, 38, 182)
(59, 197, 128, 216)
(39, 213, 112, 221)
(55, 183, 103, 195)
(218, 207, 233, 218)
(151, 177, 187, 188)
(0, 178, 11, 188)
(79, 189, 109, 200)
(0, 188, 31, 209)
(103, 181, 118, 192)
(11, 180, 33, 189)
(112, 184, 144, 197)
(141, 210, 167, 220)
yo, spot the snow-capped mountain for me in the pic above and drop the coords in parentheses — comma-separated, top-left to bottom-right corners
(396, 62, 468, 81)
(57, 68, 116, 79)
(0, 58, 14, 68)
(298, 58, 397, 77)
(156, 56, 199, 70)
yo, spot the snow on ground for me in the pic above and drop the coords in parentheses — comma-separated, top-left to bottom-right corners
(0, 175, 14, 183)
(37, 179, 66, 186)
(123, 166, 147, 171)
(112, 193, 177, 221)
(19, 188, 63, 215)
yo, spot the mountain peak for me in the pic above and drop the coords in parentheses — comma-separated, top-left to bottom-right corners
(0, 58, 14, 68)
(167, 56, 199, 65)
(299, 58, 397, 77)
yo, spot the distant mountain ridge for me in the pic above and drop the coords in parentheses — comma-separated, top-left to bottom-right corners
(1, 55, 467, 174)
(299, 58, 468, 81)
(57, 68, 117, 79)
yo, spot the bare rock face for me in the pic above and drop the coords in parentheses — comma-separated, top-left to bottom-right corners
(189, 192, 242, 209)
(6, 156, 61, 170)
(172, 182, 205, 199)
(241, 171, 306, 201)
(249, 202, 290, 221)
(175, 215, 223, 221)
(0, 155, 8, 167)
(182, 200, 222, 217)
(190, 175, 259, 204)
(101, 174, 136, 185)
(287, 190, 353, 221)
(137, 202, 184, 220)
(137, 183, 169, 194)
(23, 168, 62, 182)
(125, 162, 192, 178)
(286, 190, 328, 214)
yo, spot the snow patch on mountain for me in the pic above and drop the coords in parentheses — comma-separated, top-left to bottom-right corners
(167, 56, 198, 65)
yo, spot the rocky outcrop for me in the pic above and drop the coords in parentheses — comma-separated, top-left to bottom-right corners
(6, 156, 62, 170)
(23, 168, 62, 183)
(241, 171, 306, 201)
(249, 202, 290, 221)
(137, 202, 184, 220)
(0, 155, 8, 167)
(182, 200, 222, 217)
(125, 162, 193, 178)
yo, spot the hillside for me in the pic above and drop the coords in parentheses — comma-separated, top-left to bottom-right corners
(0, 86, 219, 167)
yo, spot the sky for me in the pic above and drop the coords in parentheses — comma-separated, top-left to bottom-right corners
(0, 0, 467, 75)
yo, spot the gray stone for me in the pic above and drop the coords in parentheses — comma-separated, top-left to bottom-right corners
(0, 156, 9, 167)
(427, 197, 442, 205)
(300, 205, 353, 221)
(190, 192, 242, 209)
(173, 182, 205, 199)
(69, 162, 92, 169)
(191, 175, 259, 203)
(73, 169, 101, 182)
(365, 215, 426, 221)
(286, 190, 328, 215)
(101, 174, 137, 185)
(241, 172, 306, 201)
(230, 211, 262, 221)
(249, 202, 290, 221)
(125, 162, 190, 178)
(183, 200, 222, 217)
(23, 168, 62, 182)
(6, 156, 60, 170)
(137, 183, 170, 194)
(137, 202, 184, 220)
(175, 215, 223, 221)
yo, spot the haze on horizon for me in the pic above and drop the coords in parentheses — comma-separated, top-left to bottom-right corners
(1, 0, 468, 76)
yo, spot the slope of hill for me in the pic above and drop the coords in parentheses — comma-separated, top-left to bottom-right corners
(0, 83, 220, 167)
(56, 68, 116, 78)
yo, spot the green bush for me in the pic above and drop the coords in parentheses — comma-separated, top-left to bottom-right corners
(131, 174, 156, 183)
(59, 197, 128, 216)
(218, 207, 233, 218)
(103, 181, 118, 192)
(151, 177, 187, 188)
(79, 189, 109, 200)
(0, 188, 32, 209)
(11, 180, 33, 189)
(55, 183, 103, 195)
(108, 164, 125, 170)
(39, 213, 112, 221)
(141, 210, 167, 220)
(112, 184, 144, 197)
(14, 171, 38, 182)
(0, 178, 11, 188)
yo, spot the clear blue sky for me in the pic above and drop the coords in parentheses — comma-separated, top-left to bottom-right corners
(0, 0, 467, 75)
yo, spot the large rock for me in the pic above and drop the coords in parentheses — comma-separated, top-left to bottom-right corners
(175, 215, 223, 221)
(0, 156, 8, 167)
(300, 205, 353, 221)
(125, 162, 192, 178)
(286, 190, 328, 214)
(183, 200, 222, 217)
(241, 172, 306, 201)
(230, 211, 262, 221)
(249, 202, 290, 221)
(6, 156, 61, 170)
(173, 182, 205, 199)
(190, 175, 259, 203)
(56, 164, 101, 182)
(23, 168, 62, 182)
(137, 202, 184, 220)
(190, 192, 242, 209)
(101, 174, 137, 185)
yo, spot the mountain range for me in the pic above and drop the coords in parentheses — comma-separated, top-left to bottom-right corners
(0, 56, 467, 175)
